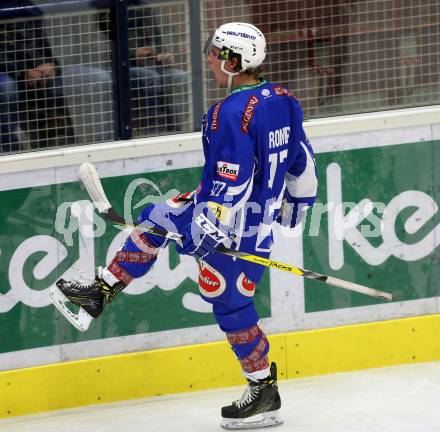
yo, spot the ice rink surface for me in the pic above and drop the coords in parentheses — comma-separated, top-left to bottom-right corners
(1, 361, 440, 432)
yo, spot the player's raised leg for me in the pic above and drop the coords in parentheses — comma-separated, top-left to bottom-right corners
(51, 202, 173, 331)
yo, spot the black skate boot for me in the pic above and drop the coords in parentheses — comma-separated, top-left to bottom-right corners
(221, 362, 283, 430)
(50, 268, 126, 332)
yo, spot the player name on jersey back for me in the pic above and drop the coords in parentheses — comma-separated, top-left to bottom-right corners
(269, 126, 290, 148)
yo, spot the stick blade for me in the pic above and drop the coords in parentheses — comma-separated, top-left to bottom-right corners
(325, 276, 392, 301)
(79, 162, 111, 213)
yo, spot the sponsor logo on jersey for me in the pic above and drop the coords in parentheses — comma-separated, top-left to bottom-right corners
(261, 88, 271, 97)
(241, 95, 260, 133)
(207, 201, 231, 224)
(269, 126, 290, 148)
(217, 161, 240, 181)
(211, 101, 223, 131)
(273, 86, 296, 99)
(198, 260, 227, 298)
(236, 273, 256, 297)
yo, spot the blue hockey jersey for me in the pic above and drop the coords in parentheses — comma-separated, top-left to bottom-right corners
(195, 79, 317, 262)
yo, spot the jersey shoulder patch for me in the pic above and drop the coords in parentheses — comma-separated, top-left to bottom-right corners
(208, 91, 263, 134)
(272, 85, 297, 99)
(241, 94, 260, 134)
(210, 100, 224, 131)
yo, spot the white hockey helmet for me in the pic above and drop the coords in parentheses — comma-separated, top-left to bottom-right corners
(204, 22, 267, 72)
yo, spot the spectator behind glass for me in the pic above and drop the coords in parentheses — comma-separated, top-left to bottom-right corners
(0, 0, 115, 154)
(94, 0, 189, 134)
(0, 0, 75, 152)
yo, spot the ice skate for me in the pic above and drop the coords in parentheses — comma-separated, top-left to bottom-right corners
(50, 267, 126, 332)
(221, 362, 283, 430)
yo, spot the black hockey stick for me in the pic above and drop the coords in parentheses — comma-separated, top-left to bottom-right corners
(79, 162, 392, 302)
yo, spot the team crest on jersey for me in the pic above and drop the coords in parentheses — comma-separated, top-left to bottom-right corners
(198, 260, 226, 298)
(211, 101, 223, 131)
(217, 161, 240, 181)
(241, 95, 259, 133)
(236, 273, 256, 297)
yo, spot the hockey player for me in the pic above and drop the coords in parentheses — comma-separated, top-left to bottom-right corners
(56, 22, 317, 429)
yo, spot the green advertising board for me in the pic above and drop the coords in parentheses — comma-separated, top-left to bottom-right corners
(0, 167, 271, 355)
(303, 140, 440, 311)
(1, 137, 440, 365)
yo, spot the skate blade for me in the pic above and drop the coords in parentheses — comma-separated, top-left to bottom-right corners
(49, 285, 93, 332)
(221, 410, 283, 430)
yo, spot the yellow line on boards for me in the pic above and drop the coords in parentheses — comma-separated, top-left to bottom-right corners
(1, 314, 440, 418)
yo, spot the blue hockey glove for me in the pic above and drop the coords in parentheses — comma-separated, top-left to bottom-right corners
(277, 191, 315, 228)
(176, 211, 230, 259)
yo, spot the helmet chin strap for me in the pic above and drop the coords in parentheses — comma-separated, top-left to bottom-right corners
(221, 61, 241, 93)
